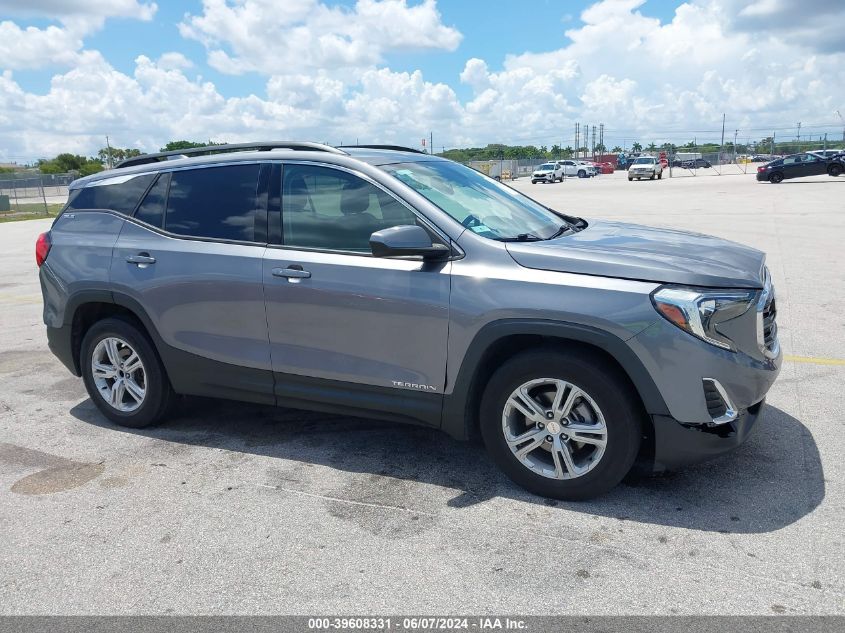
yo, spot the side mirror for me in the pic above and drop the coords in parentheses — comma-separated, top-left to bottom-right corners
(369, 225, 450, 260)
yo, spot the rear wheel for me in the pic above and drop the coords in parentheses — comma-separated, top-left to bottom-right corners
(81, 318, 173, 428)
(657, 172, 663, 180)
(480, 350, 641, 500)
(628, 177, 633, 182)
(769, 172, 784, 184)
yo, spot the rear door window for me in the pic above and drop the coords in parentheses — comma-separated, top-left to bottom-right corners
(67, 173, 155, 215)
(165, 164, 261, 242)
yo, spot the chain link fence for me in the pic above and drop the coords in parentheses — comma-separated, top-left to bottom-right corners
(0, 173, 73, 217)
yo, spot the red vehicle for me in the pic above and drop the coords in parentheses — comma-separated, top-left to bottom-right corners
(599, 162, 614, 174)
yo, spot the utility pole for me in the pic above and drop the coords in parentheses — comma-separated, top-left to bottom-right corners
(574, 122, 579, 159)
(430, 131, 433, 155)
(771, 132, 775, 156)
(837, 110, 845, 143)
(733, 129, 738, 163)
(720, 113, 726, 164)
(582, 122, 587, 157)
(797, 121, 801, 149)
(105, 135, 113, 169)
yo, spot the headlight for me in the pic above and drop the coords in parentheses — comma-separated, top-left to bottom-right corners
(651, 286, 756, 351)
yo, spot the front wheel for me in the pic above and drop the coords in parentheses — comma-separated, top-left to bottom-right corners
(480, 350, 642, 500)
(829, 164, 843, 177)
(80, 317, 174, 428)
(577, 170, 585, 178)
(628, 177, 633, 181)
(657, 172, 663, 180)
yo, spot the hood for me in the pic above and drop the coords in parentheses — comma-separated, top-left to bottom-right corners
(629, 162, 656, 169)
(533, 167, 554, 173)
(506, 220, 766, 289)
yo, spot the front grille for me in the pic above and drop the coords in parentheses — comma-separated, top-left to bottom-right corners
(703, 381, 727, 419)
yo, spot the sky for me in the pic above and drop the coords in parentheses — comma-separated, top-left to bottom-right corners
(1, 0, 844, 162)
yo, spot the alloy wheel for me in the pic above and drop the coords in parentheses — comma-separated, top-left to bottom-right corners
(502, 378, 607, 480)
(91, 336, 147, 412)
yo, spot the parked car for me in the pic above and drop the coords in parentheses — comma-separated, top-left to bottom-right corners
(598, 162, 615, 174)
(683, 158, 712, 169)
(576, 161, 599, 177)
(628, 156, 663, 180)
(38, 141, 781, 500)
(756, 152, 844, 183)
(531, 162, 564, 183)
(807, 149, 844, 160)
(554, 160, 595, 178)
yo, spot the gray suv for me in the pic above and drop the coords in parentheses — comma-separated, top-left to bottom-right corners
(37, 142, 781, 500)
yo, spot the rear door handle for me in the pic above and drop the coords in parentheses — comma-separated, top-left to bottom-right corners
(126, 253, 156, 265)
(272, 266, 311, 279)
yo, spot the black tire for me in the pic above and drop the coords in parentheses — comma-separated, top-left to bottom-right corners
(628, 177, 633, 182)
(577, 170, 585, 178)
(479, 349, 642, 500)
(657, 172, 663, 180)
(531, 180, 537, 184)
(769, 172, 784, 184)
(80, 317, 174, 428)
(829, 164, 843, 177)
(649, 173, 655, 180)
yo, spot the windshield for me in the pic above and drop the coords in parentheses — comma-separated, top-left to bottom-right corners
(383, 160, 568, 241)
(633, 157, 654, 165)
(538, 163, 555, 170)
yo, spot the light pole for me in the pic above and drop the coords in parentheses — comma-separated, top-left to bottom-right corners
(837, 110, 845, 144)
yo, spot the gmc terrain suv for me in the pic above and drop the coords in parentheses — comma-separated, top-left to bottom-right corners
(37, 142, 781, 500)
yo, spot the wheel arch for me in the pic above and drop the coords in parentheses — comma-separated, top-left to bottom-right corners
(441, 320, 669, 443)
(64, 290, 162, 377)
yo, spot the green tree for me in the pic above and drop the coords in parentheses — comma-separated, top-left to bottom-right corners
(563, 146, 574, 158)
(611, 146, 623, 153)
(38, 153, 103, 175)
(646, 142, 657, 152)
(631, 142, 642, 152)
(594, 143, 606, 154)
(160, 140, 224, 152)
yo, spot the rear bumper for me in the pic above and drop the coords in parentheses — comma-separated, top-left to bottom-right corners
(651, 399, 765, 471)
(46, 324, 79, 376)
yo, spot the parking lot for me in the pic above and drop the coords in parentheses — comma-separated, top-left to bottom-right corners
(1, 171, 843, 615)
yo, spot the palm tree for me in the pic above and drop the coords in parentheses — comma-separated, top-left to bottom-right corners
(632, 142, 642, 152)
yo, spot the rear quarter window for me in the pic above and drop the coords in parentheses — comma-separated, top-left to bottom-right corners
(66, 173, 156, 216)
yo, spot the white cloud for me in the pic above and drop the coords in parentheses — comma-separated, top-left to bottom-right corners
(179, 0, 462, 75)
(0, 1, 157, 70)
(1, 0, 845, 161)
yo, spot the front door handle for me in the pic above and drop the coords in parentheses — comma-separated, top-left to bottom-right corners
(272, 266, 311, 279)
(126, 253, 156, 266)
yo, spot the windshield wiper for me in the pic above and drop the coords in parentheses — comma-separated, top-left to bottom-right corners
(547, 224, 574, 240)
(499, 233, 543, 242)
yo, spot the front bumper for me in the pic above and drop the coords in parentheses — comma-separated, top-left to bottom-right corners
(532, 174, 555, 181)
(651, 399, 765, 471)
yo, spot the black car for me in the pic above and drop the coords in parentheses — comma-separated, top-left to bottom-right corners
(756, 152, 844, 183)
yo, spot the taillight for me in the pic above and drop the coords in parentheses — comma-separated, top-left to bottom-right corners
(35, 231, 51, 267)
(757, 166, 766, 173)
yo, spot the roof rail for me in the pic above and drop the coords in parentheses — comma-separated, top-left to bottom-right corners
(115, 141, 348, 169)
(338, 144, 427, 155)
